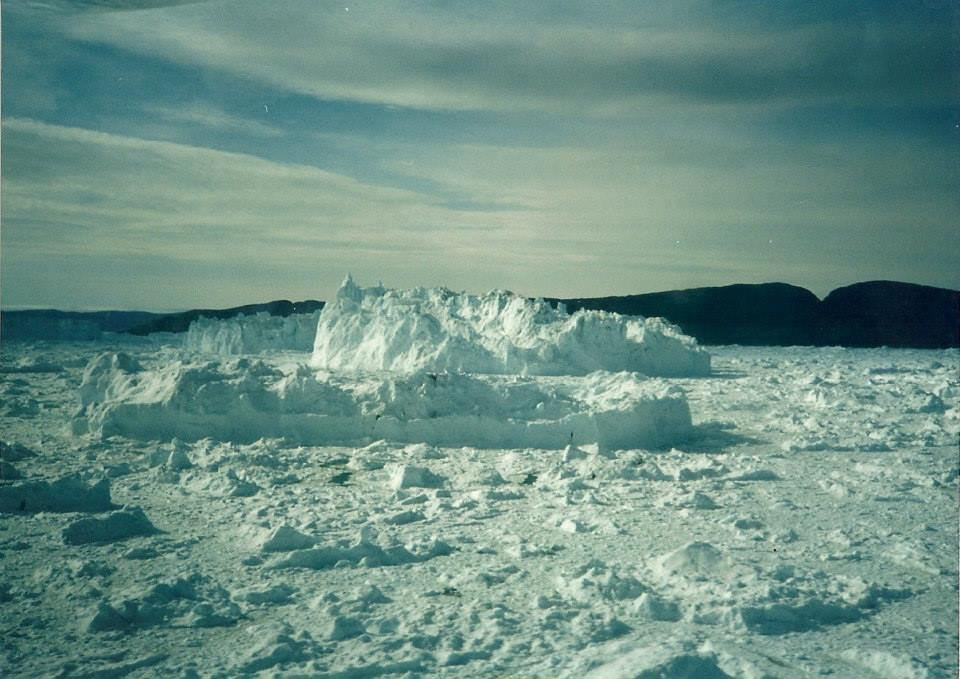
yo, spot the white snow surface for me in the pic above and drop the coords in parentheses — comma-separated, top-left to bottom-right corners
(1, 338, 957, 678)
(184, 311, 321, 355)
(311, 276, 710, 376)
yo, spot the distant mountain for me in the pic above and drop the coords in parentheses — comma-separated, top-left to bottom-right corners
(0, 309, 165, 341)
(553, 280, 959, 349)
(819, 281, 959, 349)
(555, 283, 822, 346)
(125, 300, 325, 335)
(3, 282, 956, 348)
(1, 301, 324, 340)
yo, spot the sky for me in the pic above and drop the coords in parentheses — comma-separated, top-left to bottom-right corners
(2, 0, 958, 311)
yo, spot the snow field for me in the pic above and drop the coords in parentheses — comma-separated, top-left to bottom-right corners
(0, 330, 957, 676)
(3, 414, 954, 677)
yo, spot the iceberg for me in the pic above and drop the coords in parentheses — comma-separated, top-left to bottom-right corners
(310, 276, 710, 377)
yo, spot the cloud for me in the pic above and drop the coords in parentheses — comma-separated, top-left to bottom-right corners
(5, 0, 211, 13)
(140, 102, 283, 137)
(0, 118, 567, 308)
(59, 1, 957, 114)
(2, 1, 958, 309)
(6, 114, 956, 310)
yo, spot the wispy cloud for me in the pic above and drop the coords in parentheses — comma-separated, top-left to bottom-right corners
(0, 118, 570, 307)
(61, 1, 957, 113)
(5, 0, 212, 13)
(6, 115, 957, 310)
(2, 2, 958, 309)
(140, 102, 283, 137)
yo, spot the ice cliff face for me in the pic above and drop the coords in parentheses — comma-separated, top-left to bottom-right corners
(72, 354, 692, 449)
(184, 311, 321, 355)
(311, 276, 710, 377)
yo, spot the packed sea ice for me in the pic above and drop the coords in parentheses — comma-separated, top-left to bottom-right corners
(1, 281, 957, 678)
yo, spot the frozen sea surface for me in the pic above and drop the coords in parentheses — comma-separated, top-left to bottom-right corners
(0, 340, 957, 678)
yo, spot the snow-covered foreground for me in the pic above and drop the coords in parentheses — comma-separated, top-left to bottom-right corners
(1, 335, 958, 676)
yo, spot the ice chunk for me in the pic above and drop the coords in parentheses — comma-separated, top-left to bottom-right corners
(0, 474, 115, 513)
(311, 278, 710, 376)
(258, 526, 317, 553)
(656, 542, 728, 577)
(388, 464, 446, 490)
(840, 649, 930, 679)
(62, 506, 158, 545)
(269, 534, 454, 570)
(242, 585, 297, 606)
(632, 592, 683, 622)
(0, 441, 38, 462)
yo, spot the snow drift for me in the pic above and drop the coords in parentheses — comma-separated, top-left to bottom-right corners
(184, 311, 321, 355)
(310, 277, 710, 376)
(71, 353, 693, 449)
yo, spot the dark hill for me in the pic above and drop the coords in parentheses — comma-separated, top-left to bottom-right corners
(126, 300, 325, 335)
(553, 281, 959, 349)
(1, 309, 164, 341)
(556, 283, 822, 346)
(819, 281, 959, 349)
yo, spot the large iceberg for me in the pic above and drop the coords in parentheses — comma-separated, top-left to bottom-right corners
(70, 279, 709, 450)
(311, 276, 710, 376)
(72, 354, 693, 449)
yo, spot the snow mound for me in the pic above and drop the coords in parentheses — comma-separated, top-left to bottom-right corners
(643, 543, 913, 635)
(655, 542, 730, 577)
(0, 441, 38, 462)
(554, 560, 648, 604)
(582, 643, 733, 679)
(736, 577, 911, 635)
(311, 276, 710, 376)
(269, 531, 454, 570)
(62, 506, 158, 545)
(256, 526, 317, 553)
(840, 649, 931, 679)
(185, 311, 321, 355)
(86, 572, 240, 632)
(72, 353, 694, 449)
(0, 474, 115, 513)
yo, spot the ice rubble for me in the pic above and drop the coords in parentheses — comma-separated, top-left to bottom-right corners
(311, 276, 710, 376)
(184, 311, 321, 355)
(72, 355, 693, 449)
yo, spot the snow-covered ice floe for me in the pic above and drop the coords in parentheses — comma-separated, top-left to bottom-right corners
(72, 354, 693, 449)
(2, 333, 958, 678)
(184, 311, 321, 355)
(311, 276, 710, 376)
